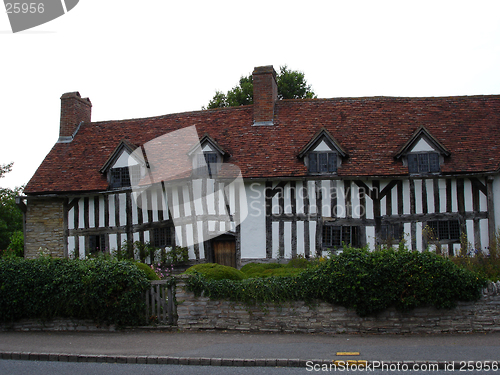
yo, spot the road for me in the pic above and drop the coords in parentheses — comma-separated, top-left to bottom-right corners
(1, 360, 499, 375)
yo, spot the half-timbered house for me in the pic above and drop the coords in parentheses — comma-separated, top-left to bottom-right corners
(19, 65, 500, 267)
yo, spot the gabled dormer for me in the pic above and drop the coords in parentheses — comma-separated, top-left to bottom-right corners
(298, 128, 347, 175)
(188, 134, 228, 178)
(100, 140, 146, 189)
(395, 126, 450, 175)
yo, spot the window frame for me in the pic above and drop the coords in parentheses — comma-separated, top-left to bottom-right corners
(308, 151, 338, 174)
(109, 165, 141, 189)
(88, 234, 106, 254)
(152, 227, 173, 248)
(380, 223, 403, 243)
(427, 220, 461, 242)
(322, 225, 359, 249)
(407, 152, 440, 174)
(195, 151, 220, 178)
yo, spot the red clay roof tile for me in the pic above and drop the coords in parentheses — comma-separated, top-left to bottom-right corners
(24, 95, 500, 194)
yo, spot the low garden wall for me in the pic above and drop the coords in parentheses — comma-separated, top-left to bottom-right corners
(175, 277, 500, 334)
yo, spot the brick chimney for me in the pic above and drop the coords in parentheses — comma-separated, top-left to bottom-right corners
(58, 92, 92, 142)
(252, 65, 278, 126)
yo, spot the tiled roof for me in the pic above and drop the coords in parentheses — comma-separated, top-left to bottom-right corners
(24, 95, 500, 194)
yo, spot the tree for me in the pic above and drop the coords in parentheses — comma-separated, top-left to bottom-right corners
(204, 65, 316, 109)
(0, 163, 23, 253)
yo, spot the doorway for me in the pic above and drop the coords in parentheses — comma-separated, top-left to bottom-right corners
(212, 235, 236, 268)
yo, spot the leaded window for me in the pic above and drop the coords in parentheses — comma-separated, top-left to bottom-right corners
(196, 152, 219, 178)
(152, 227, 172, 248)
(309, 152, 337, 174)
(109, 165, 141, 189)
(380, 223, 403, 241)
(323, 225, 359, 248)
(427, 220, 460, 241)
(89, 234, 106, 254)
(408, 153, 440, 173)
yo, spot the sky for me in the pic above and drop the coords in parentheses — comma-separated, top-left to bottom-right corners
(1, 0, 499, 190)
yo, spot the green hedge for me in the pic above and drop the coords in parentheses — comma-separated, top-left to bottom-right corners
(0, 257, 150, 326)
(184, 263, 245, 281)
(186, 247, 488, 316)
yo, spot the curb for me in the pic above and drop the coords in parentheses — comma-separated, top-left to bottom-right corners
(1, 352, 494, 369)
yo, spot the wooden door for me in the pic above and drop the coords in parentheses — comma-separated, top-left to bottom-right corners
(213, 240, 236, 268)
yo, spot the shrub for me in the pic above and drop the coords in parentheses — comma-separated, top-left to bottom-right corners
(184, 263, 245, 281)
(0, 257, 150, 326)
(135, 262, 159, 280)
(240, 262, 307, 278)
(185, 247, 487, 316)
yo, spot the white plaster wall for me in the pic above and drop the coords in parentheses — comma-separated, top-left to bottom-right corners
(272, 221, 279, 258)
(296, 221, 305, 256)
(78, 199, 84, 228)
(365, 182, 374, 220)
(438, 179, 447, 213)
(391, 183, 398, 215)
(414, 179, 423, 214)
(366, 226, 375, 250)
(480, 219, 489, 252)
(402, 180, 411, 215)
(68, 207, 74, 230)
(308, 181, 316, 214)
(284, 222, 292, 258)
(309, 221, 317, 255)
(109, 234, 118, 253)
(494, 174, 500, 233)
(241, 182, 266, 259)
(78, 236, 85, 259)
(464, 179, 473, 212)
(88, 198, 95, 227)
(119, 193, 127, 227)
(425, 179, 435, 214)
(411, 138, 434, 152)
(99, 196, 105, 227)
(451, 180, 458, 212)
(295, 181, 304, 214)
(67, 236, 75, 257)
(351, 183, 361, 219)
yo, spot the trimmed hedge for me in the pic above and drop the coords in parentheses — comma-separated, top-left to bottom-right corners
(186, 247, 488, 316)
(135, 262, 160, 280)
(184, 263, 245, 281)
(0, 257, 150, 326)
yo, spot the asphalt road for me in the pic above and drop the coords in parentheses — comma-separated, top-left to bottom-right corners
(0, 360, 498, 375)
(1, 330, 500, 363)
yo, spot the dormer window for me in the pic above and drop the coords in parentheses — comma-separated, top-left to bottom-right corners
(299, 128, 347, 175)
(407, 152, 440, 174)
(100, 140, 146, 190)
(395, 126, 450, 175)
(197, 151, 219, 178)
(188, 134, 228, 179)
(308, 152, 337, 173)
(109, 165, 141, 189)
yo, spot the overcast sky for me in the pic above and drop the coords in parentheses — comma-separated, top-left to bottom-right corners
(1, 0, 499, 190)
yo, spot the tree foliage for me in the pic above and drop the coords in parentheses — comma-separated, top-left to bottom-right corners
(0, 163, 23, 252)
(205, 65, 316, 109)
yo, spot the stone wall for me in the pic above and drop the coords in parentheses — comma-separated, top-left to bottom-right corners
(0, 318, 115, 332)
(25, 198, 65, 258)
(175, 278, 500, 334)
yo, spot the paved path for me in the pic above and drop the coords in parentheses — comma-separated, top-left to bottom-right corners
(1, 330, 499, 368)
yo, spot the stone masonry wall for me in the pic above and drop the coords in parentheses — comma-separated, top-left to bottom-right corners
(25, 199, 65, 258)
(175, 278, 500, 334)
